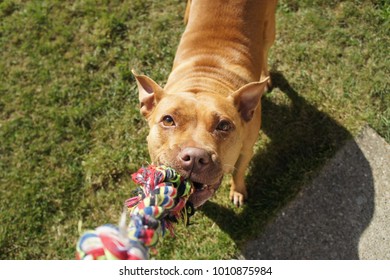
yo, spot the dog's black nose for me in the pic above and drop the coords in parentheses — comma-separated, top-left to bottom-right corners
(178, 147, 211, 173)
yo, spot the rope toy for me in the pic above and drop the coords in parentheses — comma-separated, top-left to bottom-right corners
(76, 165, 194, 260)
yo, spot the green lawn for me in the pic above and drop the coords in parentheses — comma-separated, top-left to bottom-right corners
(0, 0, 388, 259)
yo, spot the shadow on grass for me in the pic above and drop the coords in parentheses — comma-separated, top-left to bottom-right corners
(201, 72, 375, 259)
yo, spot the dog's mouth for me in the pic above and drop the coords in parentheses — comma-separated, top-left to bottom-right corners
(188, 178, 222, 208)
(153, 154, 223, 208)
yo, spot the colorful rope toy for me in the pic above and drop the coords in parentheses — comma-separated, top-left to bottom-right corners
(76, 165, 194, 260)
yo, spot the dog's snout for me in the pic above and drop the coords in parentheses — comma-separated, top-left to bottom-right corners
(178, 147, 211, 172)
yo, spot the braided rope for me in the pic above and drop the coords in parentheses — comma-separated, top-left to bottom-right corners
(76, 165, 193, 260)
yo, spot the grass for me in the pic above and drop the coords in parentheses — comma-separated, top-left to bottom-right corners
(0, 0, 388, 259)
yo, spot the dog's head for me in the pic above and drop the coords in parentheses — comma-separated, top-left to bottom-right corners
(133, 71, 267, 207)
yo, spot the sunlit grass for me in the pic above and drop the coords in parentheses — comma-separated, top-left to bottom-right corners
(0, 0, 388, 259)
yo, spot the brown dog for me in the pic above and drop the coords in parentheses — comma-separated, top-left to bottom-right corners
(133, 0, 277, 207)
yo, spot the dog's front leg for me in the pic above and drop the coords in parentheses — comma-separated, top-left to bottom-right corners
(230, 149, 254, 207)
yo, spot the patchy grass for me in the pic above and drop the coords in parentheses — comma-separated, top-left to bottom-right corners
(0, 0, 388, 259)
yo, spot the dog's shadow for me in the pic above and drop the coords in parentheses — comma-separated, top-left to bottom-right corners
(201, 72, 375, 259)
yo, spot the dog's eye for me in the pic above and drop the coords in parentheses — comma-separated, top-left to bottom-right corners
(216, 120, 233, 132)
(161, 115, 175, 127)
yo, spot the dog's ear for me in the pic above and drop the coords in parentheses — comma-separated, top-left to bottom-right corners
(230, 78, 269, 122)
(132, 70, 164, 117)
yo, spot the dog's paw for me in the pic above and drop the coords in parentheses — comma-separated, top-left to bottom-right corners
(229, 190, 247, 207)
